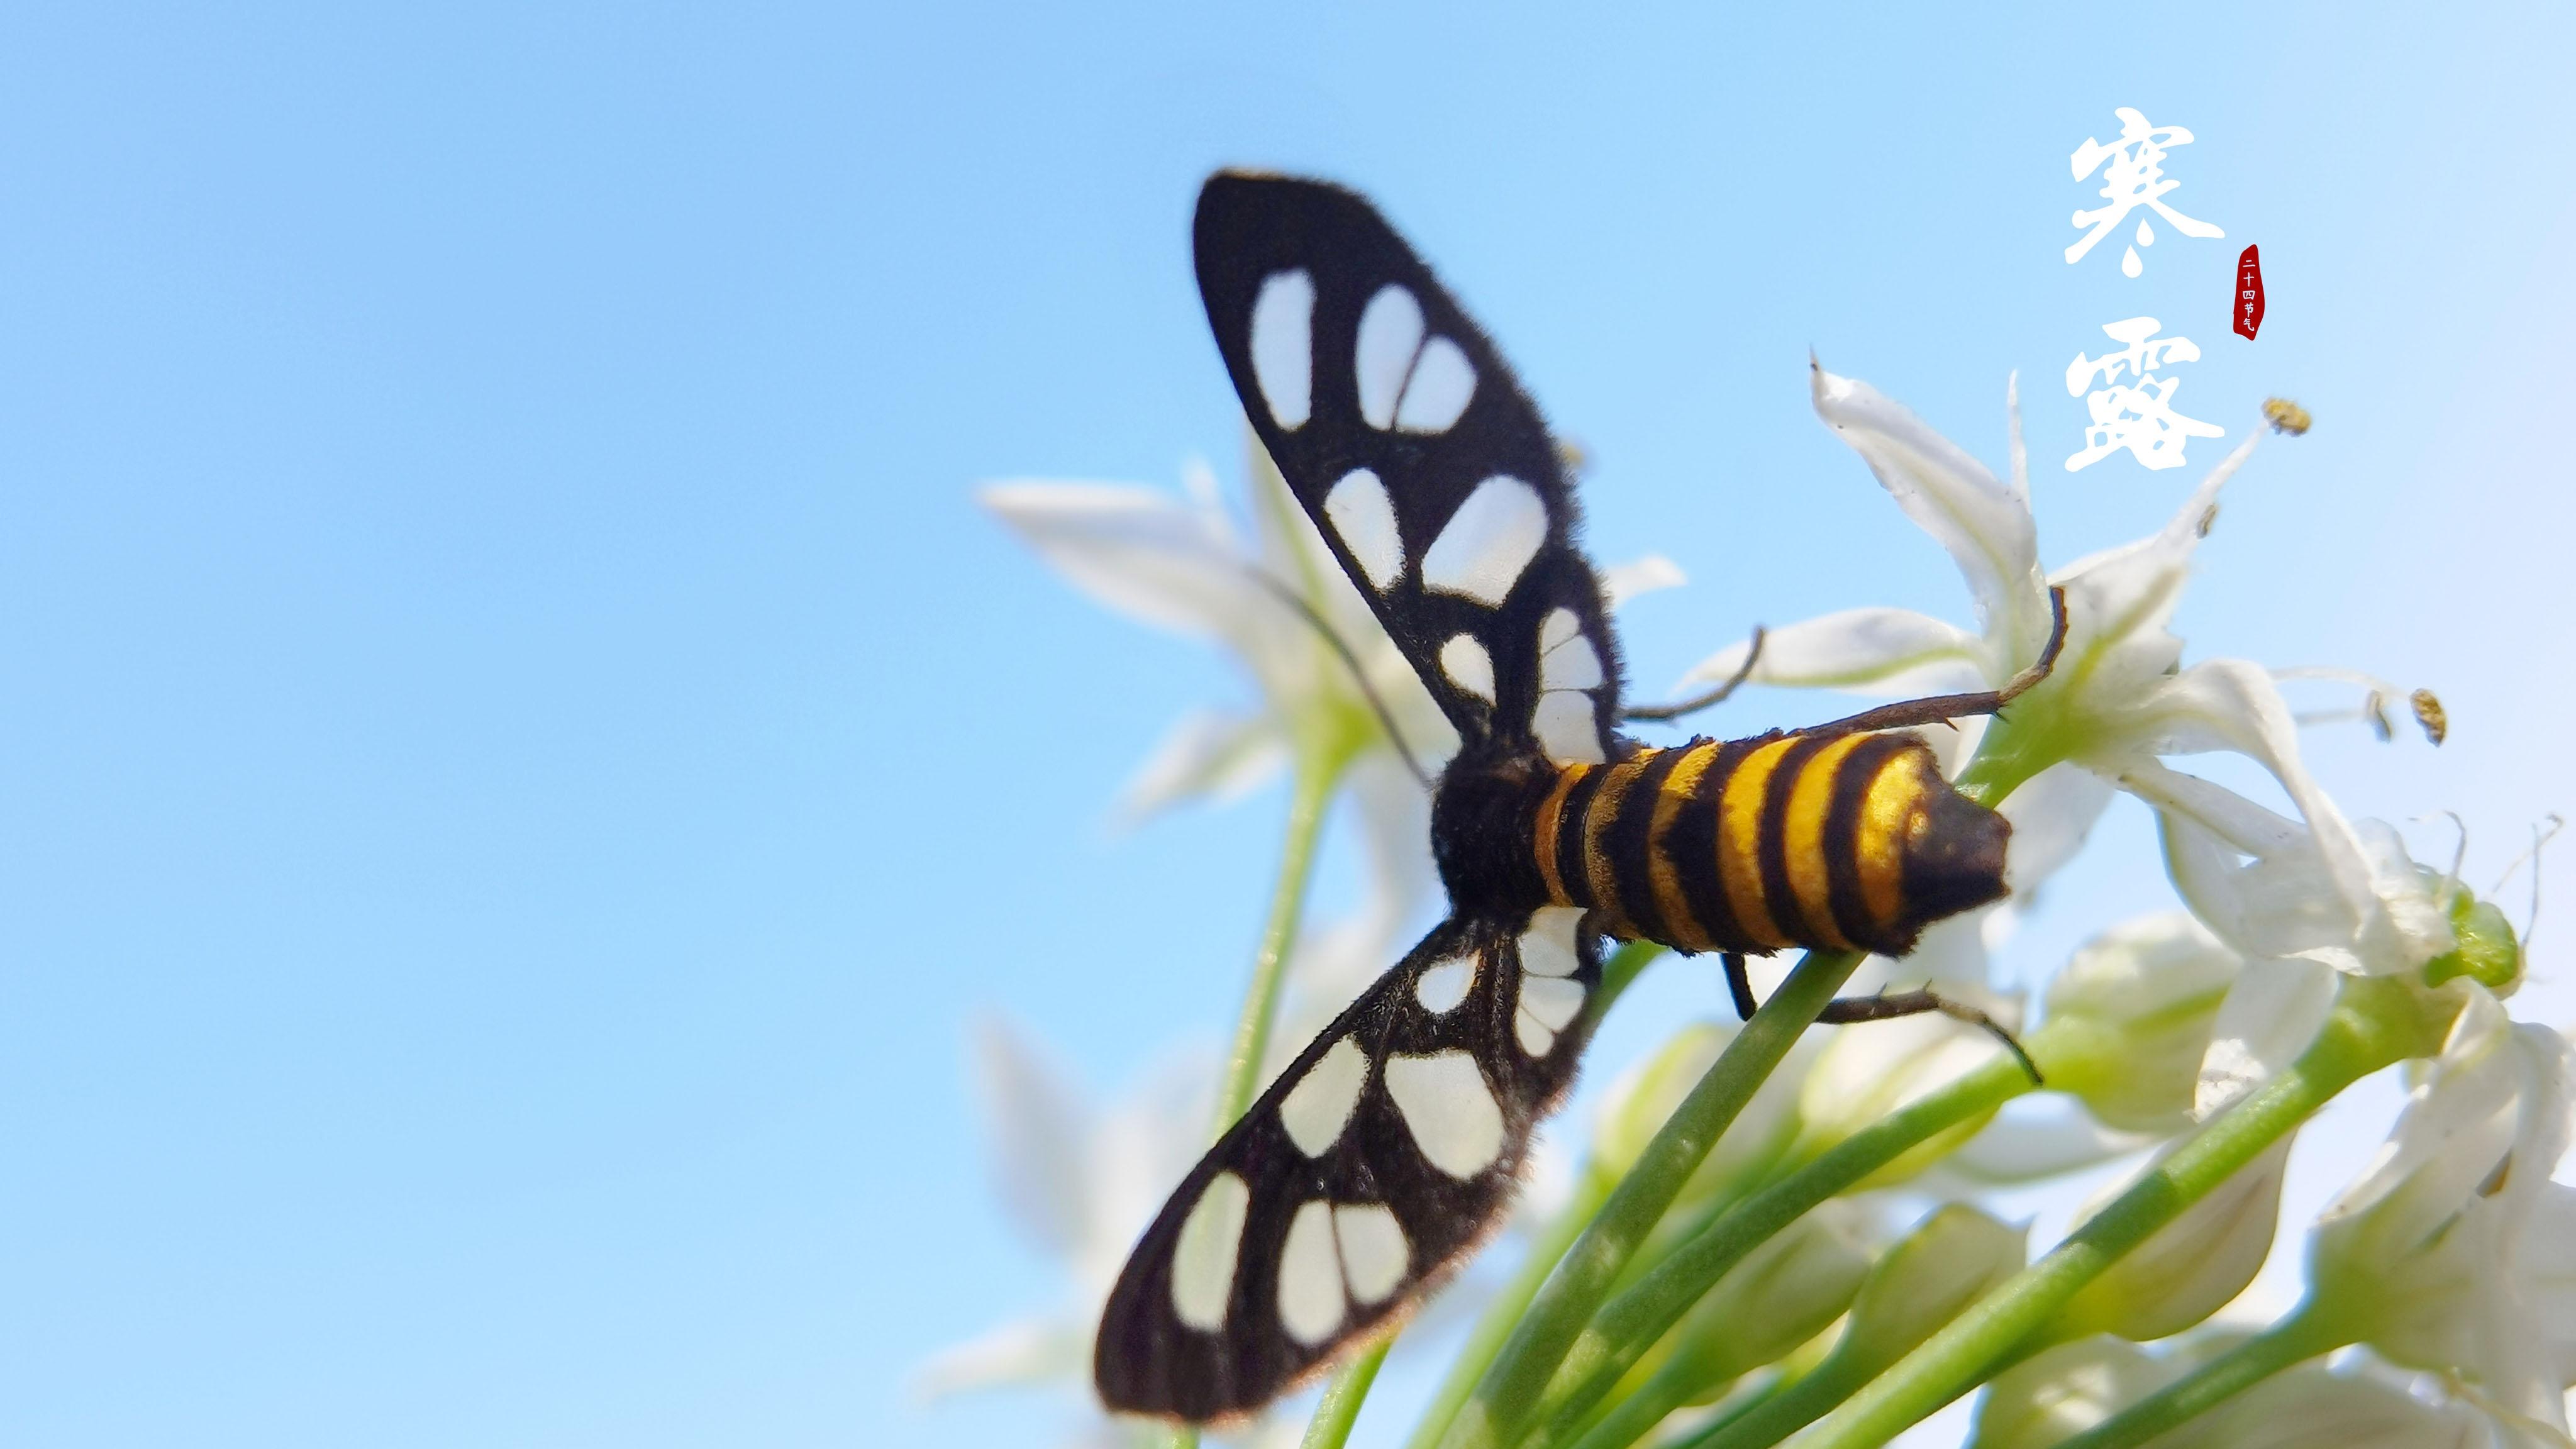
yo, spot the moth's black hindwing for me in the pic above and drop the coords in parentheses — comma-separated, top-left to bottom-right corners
(1192, 174, 1624, 763)
(1093, 909, 1604, 1422)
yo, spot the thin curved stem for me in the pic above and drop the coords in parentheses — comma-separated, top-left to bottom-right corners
(1434, 949, 1865, 1449)
(1213, 749, 1347, 1131)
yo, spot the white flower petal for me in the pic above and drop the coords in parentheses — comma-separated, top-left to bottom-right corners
(1811, 364, 2051, 667)
(1677, 607, 1987, 696)
(1939, 1099, 2159, 1184)
(980, 481, 1271, 647)
(2195, 957, 2341, 1118)
(1997, 763, 2115, 897)
(913, 1316, 1092, 1400)
(1116, 709, 1289, 824)
(1601, 553, 1687, 611)
(969, 1014, 1097, 1259)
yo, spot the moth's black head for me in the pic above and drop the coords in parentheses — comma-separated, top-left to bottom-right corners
(1901, 782, 2012, 924)
(1428, 741, 1554, 914)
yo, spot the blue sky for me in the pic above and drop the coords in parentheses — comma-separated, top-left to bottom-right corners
(5, 4, 2573, 1446)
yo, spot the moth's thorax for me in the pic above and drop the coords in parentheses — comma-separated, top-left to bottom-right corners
(1428, 741, 1560, 914)
(1439, 730, 2011, 957)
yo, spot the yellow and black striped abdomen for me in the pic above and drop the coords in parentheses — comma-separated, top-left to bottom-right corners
(1528, 731, 2008, 958)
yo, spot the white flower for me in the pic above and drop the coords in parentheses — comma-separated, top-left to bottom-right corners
(2304, 989, 2576, 1437)
(1968, 1335, 2189, 1449)
(983, 440, 1451, 819)
(1787, 913, 2027, 1180)
(2038, 911, 2243, 1133)
(1834, 1204, 2027, 1374)
(2046, 1136, 2293, 1344)
(1594, 1018, 1819, 1210)
(2174, 1355, 2497, 1449)
(1663, 1198, 1879, 1389)
(1970, 1338, 2497, 1449)
(917, 1016, 1219, 1441)
(1669, 366, 2462, 1116)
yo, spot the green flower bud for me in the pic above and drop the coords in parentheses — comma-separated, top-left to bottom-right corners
(1834, 1205, 2026, 1375)
(2036, 913, 2241, 1133)
(1661, 1200, 1875, 1394)
(2043, 1137, 2291, 1344)
(1967, 1335, 2184, 1449)
(2420, 876, 2521, 993)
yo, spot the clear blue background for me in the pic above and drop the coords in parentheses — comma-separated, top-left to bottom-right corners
(6, 4, 2573, 1446)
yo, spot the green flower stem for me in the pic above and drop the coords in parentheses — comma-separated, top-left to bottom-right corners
(1661, 1374, 1792, 1449)
(1300, 1338, 1393, 1449)
(1404, 1167, 1618, 1449)
(1435, 948, 1865, 1449)
(1397, 941, 1666, 1449)
(1594, 940, 1668, 1019)
(1798, 975, 2443, 1449)
(1679, 1351, 1872, 1449)
(1517, 1052, 2035, 1448)
(1560, 1340, 1745, 1449)
(2050, 1304, 2343, 1449)
(1213, 747, 1348, 1132)
(1190, 743, 1353, 1449)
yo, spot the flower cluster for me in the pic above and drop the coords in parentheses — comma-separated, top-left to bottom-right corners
(942, 369, 2568, 1449)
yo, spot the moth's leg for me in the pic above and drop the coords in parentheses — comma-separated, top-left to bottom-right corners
(1814, 989, 2043, 1084)
(1809, 586, 2071, 736)
(1727, 953, 2043, 1084)
(1721, 952, 1760, 1021)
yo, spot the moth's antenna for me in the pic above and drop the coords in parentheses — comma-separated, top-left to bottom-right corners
(1625, 627, 1767, 723)
(1243, 567, 1435, 791)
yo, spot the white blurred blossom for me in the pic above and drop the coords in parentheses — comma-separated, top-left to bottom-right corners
(1673, 367, 2460, 1122)
(2304, 989, 2576, 1438)
(917, 1016, 1219, 1443)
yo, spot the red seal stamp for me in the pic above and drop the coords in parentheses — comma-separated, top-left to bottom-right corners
(2234, 245, 2265, 340)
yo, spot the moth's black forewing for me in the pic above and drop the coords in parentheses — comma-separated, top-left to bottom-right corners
(1191, 173, 1624, 753)
(1092, 912, 1604, 1422)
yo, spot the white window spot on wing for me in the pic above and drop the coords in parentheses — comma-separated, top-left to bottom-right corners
(1414, 955, 1475, 1014)
(1395, 337, 1477, 433)
(1520, 974, 1585, 1031)
(1333, 1203, 1409, 1306)
(1533, 608, 1607, 763)
(1250, 270, 1314, 430)
(1515, 1009, 1557, 1057)
(1533, 691, 1606, 764)
(1323, 469, 1404, 592)
(1278, 1199, 1346, 1345)
(1540, 606, 1582, 653)
(1279, 1036, 1369, 1158)
(1421, 476, 1549, 606)
(1384, 1050, 1506, 1180)
(1355, 284, 1426, 430)
(1439, 633, 1496, 703)
(1519, 906, 1585, 978)
(1540, 622, 1603, 691)
(1170, 1170, 1251, 1330)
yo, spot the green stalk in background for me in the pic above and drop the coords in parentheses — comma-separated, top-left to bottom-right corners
(1798, 975, 2449, 1449)
(1175, 738, 1356, 1449)
(1387, 942, 1667, 1449)
(2048, 1307, 2342, 1449)
(1518, 1052, 2035, 1448)
(1433, 948, 1865, 1449)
